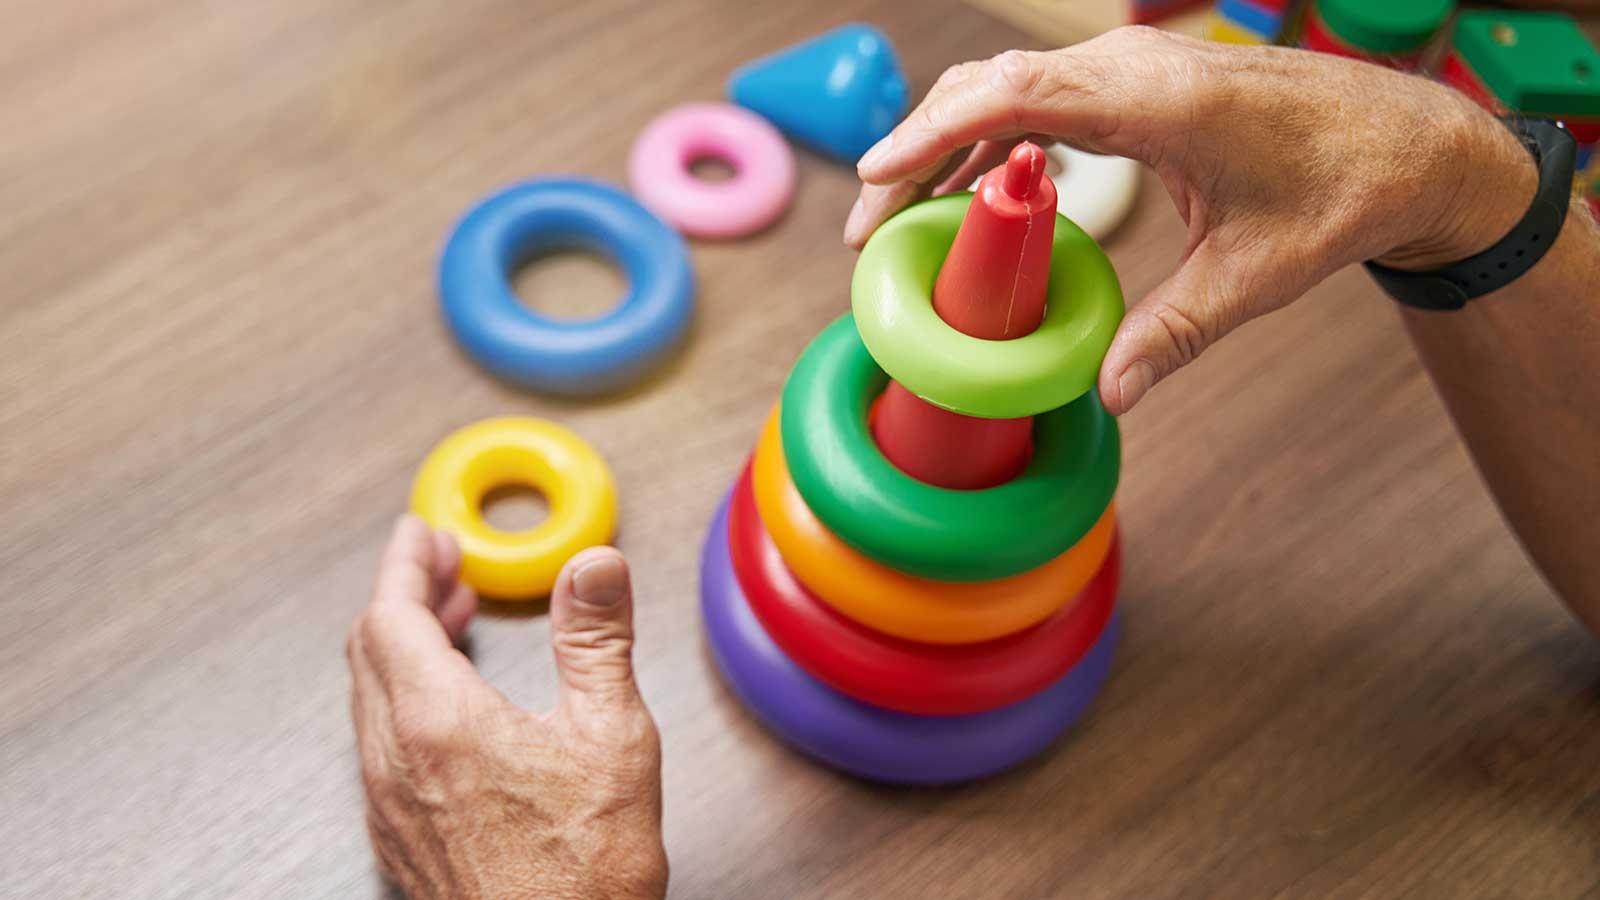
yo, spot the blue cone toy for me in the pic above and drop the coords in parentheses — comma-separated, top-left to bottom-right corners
(727, 23, 909, 164)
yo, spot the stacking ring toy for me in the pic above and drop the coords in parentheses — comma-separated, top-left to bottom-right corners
(730, 466, 1120, 715)
(410, 417, 617, 599)
(969, 144, 1140, 242)
(782, 315, 1119, 582)
(702, 494, 1118, 785)
(438, 178, 694, 395)
(752, 410, 1116, 644)
(628, 102, 796, 239)
(852, 194, 1124, 418)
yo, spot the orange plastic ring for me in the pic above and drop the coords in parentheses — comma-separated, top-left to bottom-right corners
(751, 408, 1116, 644)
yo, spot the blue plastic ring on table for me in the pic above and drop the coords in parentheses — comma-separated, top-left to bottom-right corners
(438, 177, 695, 395)
(699, 493, 1118, 785)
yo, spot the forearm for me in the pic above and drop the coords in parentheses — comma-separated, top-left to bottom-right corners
(1400, 199, 1600, 631)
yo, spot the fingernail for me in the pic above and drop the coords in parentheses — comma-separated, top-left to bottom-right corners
(1117, 360, 1157, 411)
(843, 197, 868, 244)
(572, 555, 627, 609)
(858, 134, 893, 172)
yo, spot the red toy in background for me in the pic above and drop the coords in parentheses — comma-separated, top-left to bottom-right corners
(1132, 0, 1213, 25)
(872, 143, 1057, 490)
(1299, 0, 1452, 70)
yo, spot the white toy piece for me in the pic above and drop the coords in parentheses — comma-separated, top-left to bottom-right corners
(970, 143, 1140, 241)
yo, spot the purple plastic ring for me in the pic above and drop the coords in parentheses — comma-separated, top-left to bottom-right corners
(700, 493, 1118, 785)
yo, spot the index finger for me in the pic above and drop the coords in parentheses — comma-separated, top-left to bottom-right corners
(845, 50, 1098, 248)
(859, 30, 1191, 187)
(855, 50, 1037, 186)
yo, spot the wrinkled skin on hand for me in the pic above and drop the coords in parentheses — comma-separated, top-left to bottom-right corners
(348, 517, 667, 900)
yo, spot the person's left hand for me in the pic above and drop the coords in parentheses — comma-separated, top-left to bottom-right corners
(347, 516, 667, 900)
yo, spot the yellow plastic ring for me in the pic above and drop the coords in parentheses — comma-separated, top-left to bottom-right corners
(410, 416, 617, 599)
(751, 409, 1115, 644)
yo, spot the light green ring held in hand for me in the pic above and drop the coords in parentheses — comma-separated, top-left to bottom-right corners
(780, 315, 1121, 583)
(851, 193, 1125, 419)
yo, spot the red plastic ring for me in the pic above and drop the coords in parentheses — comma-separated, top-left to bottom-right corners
(727, 465, 1121, 715)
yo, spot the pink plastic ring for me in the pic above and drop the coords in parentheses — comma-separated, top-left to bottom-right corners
(628, 102, 795, 239)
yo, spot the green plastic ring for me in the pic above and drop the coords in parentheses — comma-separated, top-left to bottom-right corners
(1317, 0, 1450, 56)
(851, 193, 1124, 419)
(781, 315, 1120, 583)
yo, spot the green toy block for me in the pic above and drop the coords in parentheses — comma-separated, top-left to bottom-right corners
(1317, 0, 1452, 55)
(1453, 10, 1600, 119)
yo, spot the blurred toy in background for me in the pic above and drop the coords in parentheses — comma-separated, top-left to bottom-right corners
(628, 102, 796, 239)
(1206, 0, 1293, 45)
(1441, 10, 1600, 214)
(728, 23, 909, 163)
(1299, 0, 1453, 69)
(438, 178, 696, 395)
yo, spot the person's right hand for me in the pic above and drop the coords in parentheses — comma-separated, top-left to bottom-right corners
(845, 27, 1538, 414)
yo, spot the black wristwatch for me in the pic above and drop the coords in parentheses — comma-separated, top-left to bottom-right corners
(1364, 117, 1576, 311)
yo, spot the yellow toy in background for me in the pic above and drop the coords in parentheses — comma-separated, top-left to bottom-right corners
(1206, 15, 1270, 44)
(410, 416, 617, 599)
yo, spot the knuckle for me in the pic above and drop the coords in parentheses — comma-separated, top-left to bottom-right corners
(390, 702, 456, 757)
(555, 622, 634, 659)
(913, 74, 969, 136)
(614, 707, 662, 758)
(988, 50, 1044, 124)
(1104, 24, 1163, 47)
(990, 49, 1040, 96)
(569, 703, 661, 773)
(932, 49, 1055, 136)
(617, 717, 664, 780)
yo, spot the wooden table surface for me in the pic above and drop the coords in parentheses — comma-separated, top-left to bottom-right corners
(4, 0, 1598, 897)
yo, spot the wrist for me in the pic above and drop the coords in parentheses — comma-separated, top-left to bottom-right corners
(1376, 103, 1539, 272)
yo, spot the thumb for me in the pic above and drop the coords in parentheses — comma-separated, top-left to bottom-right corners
(549, 546, 643, 714)
(1098, 247, 1249, 415)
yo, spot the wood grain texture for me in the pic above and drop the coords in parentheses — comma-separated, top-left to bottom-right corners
(3, 1, 1597, 897)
